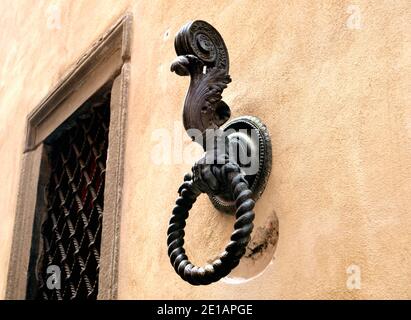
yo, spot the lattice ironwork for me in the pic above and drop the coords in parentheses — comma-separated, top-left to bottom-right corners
(37, 93, 110, 300)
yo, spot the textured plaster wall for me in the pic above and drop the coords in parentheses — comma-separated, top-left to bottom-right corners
(0, 0, 410, 299)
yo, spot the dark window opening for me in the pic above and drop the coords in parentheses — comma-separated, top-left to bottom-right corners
(36, 87, 111, 300)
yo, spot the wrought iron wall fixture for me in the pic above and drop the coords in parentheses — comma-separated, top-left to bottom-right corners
(167, 20, 272, 285)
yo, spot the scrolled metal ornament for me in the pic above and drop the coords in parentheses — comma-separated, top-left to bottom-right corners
(168, 20, 271, 285)
(171, 20, 231, 139)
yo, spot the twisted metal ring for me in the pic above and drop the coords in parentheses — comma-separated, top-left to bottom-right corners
(167, 162, 255, 285)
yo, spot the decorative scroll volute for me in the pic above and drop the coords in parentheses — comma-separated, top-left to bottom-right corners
(170, 20, 232, 143)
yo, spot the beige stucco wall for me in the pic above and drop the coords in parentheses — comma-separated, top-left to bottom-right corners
(0, 0, 410, 299)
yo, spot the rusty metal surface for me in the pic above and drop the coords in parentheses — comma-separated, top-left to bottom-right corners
(37, 96, 110, 300)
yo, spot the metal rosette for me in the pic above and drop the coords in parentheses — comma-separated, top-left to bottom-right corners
(174, 20, 229, 73)
(210, 116, 272, 212)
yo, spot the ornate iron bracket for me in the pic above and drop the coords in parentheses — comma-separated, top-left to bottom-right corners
(167, 20, 272, 285)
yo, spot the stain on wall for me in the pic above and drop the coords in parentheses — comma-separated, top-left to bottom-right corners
(245, 213, 278, 260)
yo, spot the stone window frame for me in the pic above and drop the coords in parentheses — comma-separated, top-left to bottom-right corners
(6, 13, 132, 300)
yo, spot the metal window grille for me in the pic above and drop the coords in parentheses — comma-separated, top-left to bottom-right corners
(37, 91, 111, 300)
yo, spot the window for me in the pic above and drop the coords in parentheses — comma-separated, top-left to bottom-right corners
(6, 14, 132, 300)
(37, 89, 111, 299)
